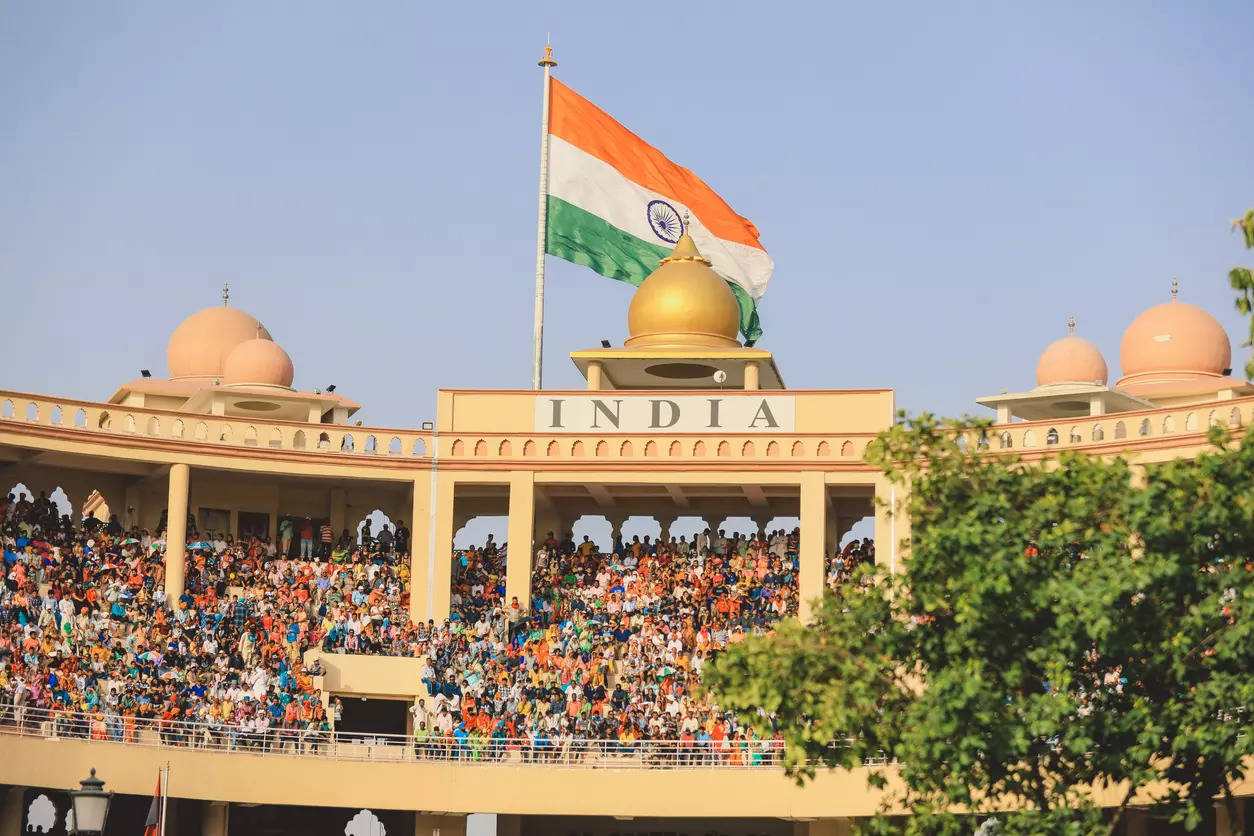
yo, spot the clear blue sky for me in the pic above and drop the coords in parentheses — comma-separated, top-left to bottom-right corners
(2, 0, 1251, 426)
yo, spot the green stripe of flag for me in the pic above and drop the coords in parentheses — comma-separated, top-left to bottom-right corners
(544, 195, 762, 342)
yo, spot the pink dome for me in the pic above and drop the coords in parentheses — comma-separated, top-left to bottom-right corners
(221, 338, 294, 388)
(1119, 300, 1231, 378)
(167, 307, 271, 380)
(1036, 334, 1107, 386)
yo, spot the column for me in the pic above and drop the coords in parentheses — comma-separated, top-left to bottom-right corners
(0, 787, 22, 836)
(1124, 809, 1148, 836)
(409, 477, 430, 623)
(329, 487, 348, 536)
(586, 360, 604, 391)
(124, 482, 140, 530)
(228, 509, 239, 539)
(202, 801, 229, 836)
(268, 490, 279, 546)
(743, 360, 760, 391)
(658, 516, 674, 545)
(753, 515, 771, 537)
(414, 814, 467, 836)
(432, 473, 456, 622)
(1217, 799, 1245, 836)
(505, 471, 535, 613)
(608, 516, 625, 552)
(873, 476, 900, 576)
(798, 471, 826, 623)
(165, 463, 190, 607)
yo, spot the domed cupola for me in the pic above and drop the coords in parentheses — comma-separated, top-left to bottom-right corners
(625, 232, 741, 349)
(1035, 317, 1108, 387)
(1116, 280, 1235, 398)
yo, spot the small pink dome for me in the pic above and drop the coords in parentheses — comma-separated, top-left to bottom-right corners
(221, 338, 294, 388)
(1036, 334, 1107, 386)
(167, 307, 271, 380)
(1119, 300, 1231, 378)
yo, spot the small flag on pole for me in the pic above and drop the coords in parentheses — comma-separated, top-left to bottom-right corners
(143, 773, 161, 836)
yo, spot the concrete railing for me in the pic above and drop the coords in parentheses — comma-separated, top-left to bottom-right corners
(0, 390, 432, 459)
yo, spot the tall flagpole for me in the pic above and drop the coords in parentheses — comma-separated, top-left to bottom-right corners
(532, 43, 556, 390)
(159, 763, 169, 836)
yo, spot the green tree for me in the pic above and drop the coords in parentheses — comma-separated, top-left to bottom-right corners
(707, 419, 1254, 835)
(1232, 209, 1254, 378)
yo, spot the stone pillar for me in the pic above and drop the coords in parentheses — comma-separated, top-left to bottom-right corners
(432, 473, 456, 622)
(228, 509, 239, 539)
(268, 490, 279, 546)
(798, 471, 826, 623)
(873, 476, 900, 575)
(1216, 799, 1245, 836)
(744, 360, 760, 391)
(496, 814, 522, 836)
(409, 477, 430, 622)
(608, 516, 625, 551)
(658, 516, 674, 545)
(505, 471, 535, 612)
(330, 487, 348, 537)
(202, 800, 229, 836)
(753, 515, 771, 537)
(586, 360, 604, 391)
(415, 813, 467, 836)
(165, 463, 190, 606)
(0, 787, 22, 836)
(124, 482, 141, 530)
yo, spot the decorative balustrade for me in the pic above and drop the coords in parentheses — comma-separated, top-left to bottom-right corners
(0, 391, 432, 460)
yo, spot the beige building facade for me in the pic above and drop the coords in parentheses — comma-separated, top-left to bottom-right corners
(0, 237, 1251, 835)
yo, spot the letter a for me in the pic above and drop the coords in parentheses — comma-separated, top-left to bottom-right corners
(749, 400, 779, 429)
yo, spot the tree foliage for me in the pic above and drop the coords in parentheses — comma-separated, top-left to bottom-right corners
(1232, 209, 1254, 378)
(706, 416, 1254, 834)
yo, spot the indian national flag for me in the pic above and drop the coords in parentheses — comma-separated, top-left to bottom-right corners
(545, 78, 772, 342)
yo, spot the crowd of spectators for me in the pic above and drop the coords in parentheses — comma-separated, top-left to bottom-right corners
(1, 487, 872, 763)
(0, 490, 412, 751)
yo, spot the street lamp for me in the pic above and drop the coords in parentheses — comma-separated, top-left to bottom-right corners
(69, 768, 111, 834)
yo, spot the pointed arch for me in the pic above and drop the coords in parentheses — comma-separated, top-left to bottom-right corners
(124, 414, 137, 433)
(269, 428, 283, 448)
(1091, 424, 1104, 442)
(1230, 407, 1243, 428)
(816, 440, 830, 456)
(571, 440, 585, 457)
(451, 439, 465, 456)
(0, 400, 12, 418)
(293, 430, 307, 449)
(668, 440, 682, 457)
(643, 440, 658, 457)
(766, 441, 780, 457)
(546, 440, 560, 457)
(49, 406, 63, 425)
(499, 439, 513, 457)
(619, 440, 633, 457)
(692, 440, 706, 456)
(1184, 412, 1197, 433)
(25, 402, 38, 422)
(1208, 410, 1219, 428)
(1068, 426, 1082, 444)
(98, 411, 111, 430)
(840, 440, 854, 457)
(74, 408, 87, 428)
(595, 440, 608, 457)
(388, 436, 403, 455)
(1138, 418, 1151, 437)
(790, 441, 804, 457)
(217, 424, 231, 443)
(1162, 415, 1176, 434)
(172, 419, 185, 438)
(244, 426, 258, 446)
(1045, 427, 1059, 446)
(195, 422, 209, 441)
(717, 440, 731, 457)
(523, 440, 536, 456)
(317, 431, 330, 449)
(741, 440, 756, 457)
(364, 435, 378, 454)
(412, 438, 427, 456)
(473, 439, 488, 456)
(1022, 429, 1036, 448)
(999, 431, 1012, 449)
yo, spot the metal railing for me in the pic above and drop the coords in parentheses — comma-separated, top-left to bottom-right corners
(0, 704, 784, 769)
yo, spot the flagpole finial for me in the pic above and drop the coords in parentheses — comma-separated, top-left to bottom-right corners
(222, 282, 230, 306)
(1067, 315, 1075, 336)
(538, 43, 556, 68)
(1171, 277, 1178, 301)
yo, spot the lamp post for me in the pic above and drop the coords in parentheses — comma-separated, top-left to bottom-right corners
(69, 768, 111, 835)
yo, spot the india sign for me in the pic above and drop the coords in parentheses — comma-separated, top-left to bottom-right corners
(535, 396, 796, 433)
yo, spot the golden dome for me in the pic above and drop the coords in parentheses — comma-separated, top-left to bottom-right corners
(222, 337, 294, 388)
(625, 233, 741, 349)
(167, 306, 272, 380)
(1035, 320, 1107, 386)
